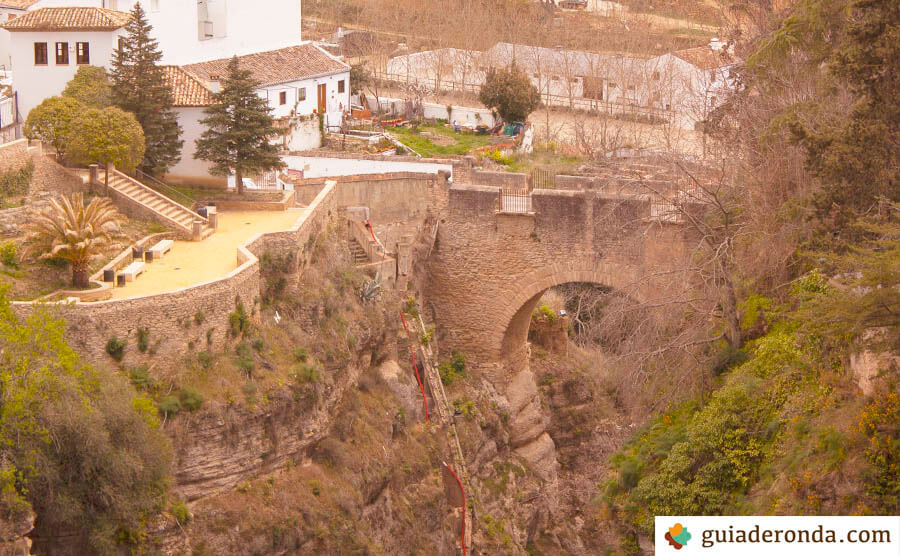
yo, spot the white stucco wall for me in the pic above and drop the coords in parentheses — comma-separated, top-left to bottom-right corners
(166, 105, 218, 184)
(10, 29, 124, 119)
(256, 70, 350, 126)
(0, 7, 27, 70)
(282, 155, 452, 179)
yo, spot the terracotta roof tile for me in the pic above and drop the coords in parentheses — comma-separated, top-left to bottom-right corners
(672, 46, 733, 70)
(183, 43, 349, 87)
(0, 7, 131, 31)
(162, 66, 215, 107)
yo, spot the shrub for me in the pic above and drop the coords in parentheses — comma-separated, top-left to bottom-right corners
(228, 299, 251, 337)
(439, 351, 467, 386)
(251, 338, 264, 352)
(485, 149, 513, 166)
(128, 366, 157, 393)
(157, 395, 181, 418)
(170, 499, 191, 525)
(179, 387, 204, 412)
(194, 310, 205, 326)
(0, 241, 18, 268)
(291, 364, 319, 385)
(105, 336, 126, 362)
(293, 347, 308, 363)
(136, 327, 149, 353)
(235, 341, 255, 376)
(196, 351, 212, 369)
(0, 160, 33, 201)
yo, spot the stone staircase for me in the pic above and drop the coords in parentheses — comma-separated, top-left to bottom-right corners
(104, 169, 211, 239)
(349, 238, 369, 264)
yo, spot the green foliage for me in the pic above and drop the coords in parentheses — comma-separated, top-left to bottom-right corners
(478, 64, 540, 123)
(0, 242, 18, 268)
(439, 350, 467, 386)
(0, 160, 33, 205)
(136, 327, 149, 353)
(251, 337, 264, 352)
(170, 499, 191, 525)
(179, 387, 204, 412)
(857, 392, 899, 512)
(235, 341, 255, 377)
(106, 335, 126, 361)
(0, 285, 171, 553)
(404, 296, 419, 318)
(349, 63, 371, 95)
(739, 294, 773, 333)
(485, 149, 513, 166)
(194, 56, 284, 194)
(111, 3, 182, 175)
(128, 365, 157, 393)
(23, 96, 83, 157)
(420, 327, 434, 347)
(194, 310, 205, 325)
(291, 363, 320, 385)
(158, 395, 181, 418)
(197, 351, 213, 369)
(229, 299, 251, 337)
(532, 303, 557, 325)
(293, 347, 308, 363)
(62, 66, 112, 108)
(67, 106, 146, 173)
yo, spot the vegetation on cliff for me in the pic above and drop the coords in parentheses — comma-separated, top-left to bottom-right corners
(0, 285, 171, 554)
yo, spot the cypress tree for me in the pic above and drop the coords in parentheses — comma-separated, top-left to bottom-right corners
(194, 57, 284, 195)
(110, 2, 182, 176)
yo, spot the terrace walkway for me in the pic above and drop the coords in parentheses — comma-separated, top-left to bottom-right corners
(109, 208, 308, 300)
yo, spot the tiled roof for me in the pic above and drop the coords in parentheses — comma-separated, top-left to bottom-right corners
(0, 0, 41, 10)
(183, 43, 349, 87)
(162, 66, 215, 107)
(672, 46, 733, 69)
(0, 7, 131, 31)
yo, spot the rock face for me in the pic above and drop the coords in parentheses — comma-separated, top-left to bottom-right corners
(0, 508, 34, 556)
(169, 363, 363, 500)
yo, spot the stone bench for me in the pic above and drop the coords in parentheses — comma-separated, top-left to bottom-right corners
(119, 261, 146, 282)
(147, 239, 174, 259)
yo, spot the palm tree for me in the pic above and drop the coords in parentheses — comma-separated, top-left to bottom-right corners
(26, 193, 122, 288)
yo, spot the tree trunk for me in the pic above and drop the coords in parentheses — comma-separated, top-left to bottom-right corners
(72, 263, 90, 289)
(236, 168, 244, 195)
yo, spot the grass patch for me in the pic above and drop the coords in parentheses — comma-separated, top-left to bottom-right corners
(386, 124, 494, 157)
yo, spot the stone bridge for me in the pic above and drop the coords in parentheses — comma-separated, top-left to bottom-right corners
(427, 183, 699, 375)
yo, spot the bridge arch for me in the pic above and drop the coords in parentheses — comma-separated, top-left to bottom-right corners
(495, 261, 643, 368)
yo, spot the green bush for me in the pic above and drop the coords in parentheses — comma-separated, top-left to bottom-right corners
(293, 347, 308, 363)
(157, 395, 181, 418)
(439, 351, 467, 386)
(251, 338, 264, 352)
(0, 160, 33, 201)
(194, 310, 205, 326)
(105, 336, 126, 362)
(235, 341, 255, 376)
(136, 328, 149, 353)
(128, 366, 157, 393)
(291, 364, 319, 385)
(170, 499, 191, 525)
(178, 387, 204, 412)
(0, 242, 18, 268)
(228, 300, 250, 337)
(197, 351, 212, 369)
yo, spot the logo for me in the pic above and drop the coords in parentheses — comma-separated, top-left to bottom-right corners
(665, 523, 692, 550)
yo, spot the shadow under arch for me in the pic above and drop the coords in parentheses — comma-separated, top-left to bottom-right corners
(496, 261, 645, 369)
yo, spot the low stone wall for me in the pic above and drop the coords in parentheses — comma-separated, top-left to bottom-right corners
(0, 138, 30, 173)
(472, 170, 527, 189)
(194, 190, 295, 211)
(10, 182, 337, 369)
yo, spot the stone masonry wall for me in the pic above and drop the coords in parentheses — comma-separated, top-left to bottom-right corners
(0, 138, 30, 173)
(10, 182, 338, 369)
(427, 184, 696, 375)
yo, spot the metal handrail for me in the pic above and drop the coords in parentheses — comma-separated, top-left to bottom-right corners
(134, 168, 195, 208)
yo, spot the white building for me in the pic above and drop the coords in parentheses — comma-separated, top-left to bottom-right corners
(165, 43, 349, 185)
(1, 1, 342, 182)
(387, 39, 738, 129)
(2, 6, 130, 118)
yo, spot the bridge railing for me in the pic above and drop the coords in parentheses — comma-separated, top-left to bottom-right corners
(499, 188, 532, 214)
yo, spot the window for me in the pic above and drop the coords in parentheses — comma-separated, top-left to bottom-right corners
(33, 42, 48, 65)
(709, 70, 717, 82)
(608, 82, 617, 88)
(551, 74, 559, 81)
(338, 79, 345, 93)
(55, 42, 68, 65)
(76, 42, 89, 64)
(533, 72, 540, 79)
(298, 87, 306, 101)
(652, 71, 660, 80)
(279, 91, 287, 105)
(569, 76, 578, 83)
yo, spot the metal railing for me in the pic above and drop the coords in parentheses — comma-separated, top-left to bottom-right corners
(134, 168, 196, 208)
(499, 188, 532, 214)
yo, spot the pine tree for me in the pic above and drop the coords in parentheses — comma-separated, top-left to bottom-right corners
(194, 57, 284, 195)
(110, 3, 182, 176)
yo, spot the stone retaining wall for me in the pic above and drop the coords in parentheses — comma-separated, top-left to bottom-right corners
(10, 182, 337, 369)
(0, 138, 30, 173)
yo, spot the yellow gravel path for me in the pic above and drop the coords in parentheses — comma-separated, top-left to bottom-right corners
(109, 209, 308, 300)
